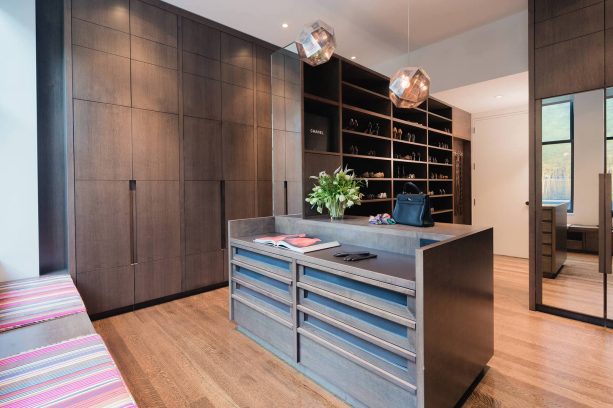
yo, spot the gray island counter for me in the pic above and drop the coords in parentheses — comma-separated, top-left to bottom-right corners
(228, 215, 493, 408)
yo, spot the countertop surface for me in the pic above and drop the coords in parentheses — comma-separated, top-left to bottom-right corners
(231, 235, 417, 289)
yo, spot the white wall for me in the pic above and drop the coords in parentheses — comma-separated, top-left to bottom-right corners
(0, 0, 39, 281)
(568, 90, 605, 226)
(472, 105, 530, 258)
(374, 10, 529, 93)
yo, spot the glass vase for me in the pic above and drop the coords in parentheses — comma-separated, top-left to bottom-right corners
(327, 201, 346, 221)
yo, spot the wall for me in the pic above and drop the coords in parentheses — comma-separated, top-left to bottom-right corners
(472, 105, 529, 258)
(374, 10, 529, 93)
(0, 0, 39, 282)
(568, 89, 604, 225)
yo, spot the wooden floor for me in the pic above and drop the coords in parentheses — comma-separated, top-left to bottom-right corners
(94, 256, 613, 407)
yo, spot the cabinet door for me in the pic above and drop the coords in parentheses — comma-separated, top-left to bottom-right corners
(224, 180, 255, 220)
(130, 0, 177, 47)
(222, 122, 255, 180)
(184, 250, 224, 291)
(132, 109, 180, 181)
(77, 265, 134, 315)
(185, 181, 222, 254)
(131, 60, 178, 114)
(183, 117, 222, 180)
(135, 257, 182, 303)
(136, 181, 181, 262)
(75, 181, 132, 273)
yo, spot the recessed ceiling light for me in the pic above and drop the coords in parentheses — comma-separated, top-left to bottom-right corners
(495, 95, 503, 99)
(282, 23, 289, 28)
(351, 56, 356, 60)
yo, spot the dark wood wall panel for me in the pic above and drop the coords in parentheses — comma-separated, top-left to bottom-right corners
(225, 181, 256, 220)
(221, 33, 253, 70)
(257, 180, 273, 216)
(534, 31, 605, 98)
(131, 60, 179, 113)
(72, 0, 129, 32)
(221, 83, 254, 125)
(184, 251, 224, 291)
(132, 109, 180, 180)
(221, 63, 254, 89)
(75, 181, 131, 272)
(72, 18, 130, 57)
(606, 29, 613, 85)
(130, 0, 177, 47)
(136, 181, 181, 262)
(185, 181, 222, 254)
(535, 0, 603, 22)
(182, 18, 220, 60)
(183, 117, 223, 180)
(535, 3, 604, 48)
(72, 46, 131, 105)
(183, 73, 221, 119)
(131, 36, 178, 69)
(77, 265, 134, 314)
(222, 122, 255, 180)
(135, 257, 182, 302)
(182, 51, 220, 80)
(74, 100, 132, 180)
(257, 127, 272, 180)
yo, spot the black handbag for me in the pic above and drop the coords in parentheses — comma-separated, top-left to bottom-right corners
(392, 182, 434, 227)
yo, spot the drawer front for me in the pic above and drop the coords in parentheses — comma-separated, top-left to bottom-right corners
(299, 285, 415, 352)
(233, 280, 292, 323)
(299, 334, 416, 408)
(232, 246, 292, 278)
(542, 209, 552, 221)
(542, 233, 552, 244)
(542, 244, 552, 256)
(299, 310, 416, 385)
(233, 263, 292, 302)
(233, 299, 294, 359)
(541, 221, 552, 233)
(299, 264, 415, 320)
(542, 255, 552, 272)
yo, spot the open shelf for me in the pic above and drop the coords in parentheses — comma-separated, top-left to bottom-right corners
(341, 61, 389, 97)
(393, 105, 427, 127)
(342, 82, 391, 116)
(304, 58, 339, 101)
(304, 98, 340, 154)
(428, 98, 452, 120)
(343, 106, 390, 138)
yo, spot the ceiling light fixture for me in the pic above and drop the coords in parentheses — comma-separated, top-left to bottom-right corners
(351, 56, 356, 60)
(295, 19, 336, 66)
(282, 23, 288, 28)
(495, 95, 503, 99)
(389, 3, 430, 109)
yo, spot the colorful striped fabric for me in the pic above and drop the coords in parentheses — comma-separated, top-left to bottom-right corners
(0, 275, 86, 333)
(0, 334, 137, 407)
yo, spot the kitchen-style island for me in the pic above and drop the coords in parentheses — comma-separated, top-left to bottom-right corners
(228, 215, 493, 408)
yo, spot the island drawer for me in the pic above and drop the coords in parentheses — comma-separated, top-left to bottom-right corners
(299, 333, 416, 408)
(231, 246, 292, 278)
(232, 262, 293, 303)
(298, 263, 415, 320)
(232, 280, 293, 324)
(232, 298, 294, 359)
(298, 283, 416, 352)
(298, 308, 416, 385)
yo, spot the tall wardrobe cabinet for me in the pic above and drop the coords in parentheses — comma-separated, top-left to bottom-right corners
(61, 0, 274, 315)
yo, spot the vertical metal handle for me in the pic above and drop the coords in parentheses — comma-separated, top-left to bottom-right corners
(220, 180, 226, 249)
(599, 174, 612, 274)
(129, 180, 137, 265)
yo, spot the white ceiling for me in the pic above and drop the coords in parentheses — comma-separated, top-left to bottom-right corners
(165, 0, 527, 73)
(432, 71, 528, 114)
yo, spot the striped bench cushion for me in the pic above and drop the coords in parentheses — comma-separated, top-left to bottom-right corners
(0, 275, 86, 333)
(0, 334, 136, 407)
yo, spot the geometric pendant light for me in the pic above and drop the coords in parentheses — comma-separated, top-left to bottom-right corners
(389, 3, 430, 108)
(295, 19, 336, 66)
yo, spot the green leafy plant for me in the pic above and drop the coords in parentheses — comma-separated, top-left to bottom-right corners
(305, 166, 366, 220)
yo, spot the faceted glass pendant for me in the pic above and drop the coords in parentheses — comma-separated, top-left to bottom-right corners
(295, 20, 336, 66)
(389, 67, 431, 109)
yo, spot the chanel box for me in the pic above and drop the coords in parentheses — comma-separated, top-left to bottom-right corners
(304, 113, 331, 151)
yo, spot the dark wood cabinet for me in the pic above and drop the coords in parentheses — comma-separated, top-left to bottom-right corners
(183, 73, 221, 120)
(225, 181, 256, 220)
(221, 33, 253, 70)
(75, 181, 132, 272)
(132, 109, 180, 181)
(74, 100, 132, 180)
(222, 83, 254, 125)
(131, 60, 179, 113)
(135, 257, 182, 303)
(184, 250, 224, 291)
(222, 122, 255, 180)
(131, 36, 178, 69)
(182, 51, 220, 80)
(221, 63, 254, 89)
(77, 265, 134, 314)
(136, 181, 181, 262)
(182, 18, 220, 60)
(72, 0, 129, 32)
(130, 0, 177, 47)
(257, 127, 272, 180)
(534, 0, 602, 22)
(72, 18, 130, 57)
(184, 181, 222, 254)
(183, 117, 223, 180)
(72, 45, 131, 105)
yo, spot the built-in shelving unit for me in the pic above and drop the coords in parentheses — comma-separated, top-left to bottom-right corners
(302, 56, 468, 223)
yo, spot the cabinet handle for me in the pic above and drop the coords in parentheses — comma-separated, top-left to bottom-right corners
(284, 180, 288, 215)
(129, 180, 137, 265)
(220, 180, 226, 249)
(599, 174, 612, 274)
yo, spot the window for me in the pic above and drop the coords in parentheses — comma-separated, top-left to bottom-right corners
(542, 98, 573, 212)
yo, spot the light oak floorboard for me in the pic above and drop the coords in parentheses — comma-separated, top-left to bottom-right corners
(94, 256, 613, 407)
